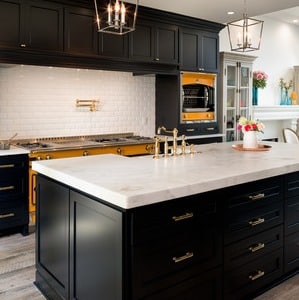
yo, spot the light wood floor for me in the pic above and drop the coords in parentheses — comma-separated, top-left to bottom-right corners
(0, 231, 298, 300)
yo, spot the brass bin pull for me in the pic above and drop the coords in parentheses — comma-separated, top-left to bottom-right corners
(249, 218, 265, 227)
(249, 242, 265, 253)
(0, 213, 15, 219)
(0, 164, 15, 168)
(172, 212, 194, 222)
(249, 193, 265, 201)
(249, 270, 265, 281)
(0, 185, 15, 191)
(172, 252, 194, 263)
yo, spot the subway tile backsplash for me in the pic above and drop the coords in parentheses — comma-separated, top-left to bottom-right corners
(0, 65, 156, 139)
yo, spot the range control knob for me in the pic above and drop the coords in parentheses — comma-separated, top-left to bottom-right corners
(83, 151, 89, 156)
(45, 155, 52, 160)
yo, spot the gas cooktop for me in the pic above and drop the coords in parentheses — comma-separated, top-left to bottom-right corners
(14, 134, 154, 152)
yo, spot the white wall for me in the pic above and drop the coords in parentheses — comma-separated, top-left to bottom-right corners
(0, 65, 156, 139)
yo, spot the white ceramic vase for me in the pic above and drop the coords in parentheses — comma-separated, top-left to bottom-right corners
(243, 131, 258, 149)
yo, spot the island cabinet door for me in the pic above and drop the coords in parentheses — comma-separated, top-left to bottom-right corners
(129, 194, 222, 300)
(284, 171, 299, 274)
(69, 190, 123, 300)
(35, 175, 69, 300)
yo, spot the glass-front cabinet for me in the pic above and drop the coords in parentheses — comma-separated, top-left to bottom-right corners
(218, 52, 257, 142)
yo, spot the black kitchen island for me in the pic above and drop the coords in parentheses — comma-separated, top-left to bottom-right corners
(32, 142, 299, 300)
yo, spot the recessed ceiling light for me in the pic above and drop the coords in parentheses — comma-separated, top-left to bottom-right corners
(227, 11, 235, 15)
(293, 19, 298, 23)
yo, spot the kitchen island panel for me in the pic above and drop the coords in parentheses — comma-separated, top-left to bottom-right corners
(33, 142, 299, 299)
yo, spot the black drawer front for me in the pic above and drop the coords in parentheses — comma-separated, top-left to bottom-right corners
(224, 225, 283, 271)
(139, 266, 222, 300)
(284, 231, 299, 274)
(224, 249, 283, 300)
(285, 171, 299, 198)
(199, 122, 218, 134)
(0, 176, 27, 198)
(132, 229, 222, 299)
(285, 195, 299, 235)
(226, 176, 283, 212)
(0, 154, 28, 175)
(0, 199, 28, 229)
(224, 202, 283, 244)
(132, 194, 218, 245)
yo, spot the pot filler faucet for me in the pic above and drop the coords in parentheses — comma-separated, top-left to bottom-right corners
(154, 126, 195, 159)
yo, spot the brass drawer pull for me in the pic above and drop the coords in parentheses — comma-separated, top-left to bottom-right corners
(172, 212, 194, 222)
(0, 185, 15, 191)
(249, 193, 265, 201)
(249, 270, 265, 281)
(0, 164, 15, 168)
(249, 242, 265, 253)
(172, 252, 194, 263)
(249, 218, 265, 227)
(0, 212, 15, 219)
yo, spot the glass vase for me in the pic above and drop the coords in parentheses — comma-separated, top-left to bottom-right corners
(280, 88, 285, 105)
(243, 131, 258, 149)
(252, 87, 258, 106)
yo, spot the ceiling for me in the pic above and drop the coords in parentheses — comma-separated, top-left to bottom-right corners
(125, 0, 299, 26)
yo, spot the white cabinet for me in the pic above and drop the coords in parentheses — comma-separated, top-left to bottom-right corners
(218, 52, 257, 142)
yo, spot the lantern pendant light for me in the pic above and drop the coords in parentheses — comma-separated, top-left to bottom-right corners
(94, 0, 139, 35)
(227, 0, 264, 52)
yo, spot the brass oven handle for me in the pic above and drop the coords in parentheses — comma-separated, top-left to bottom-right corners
(0, 164, 15, 168)
(0, 212, 15, 219)
(249, 270, 265, 281)
(172, 212, 194, 222)
(249, 218, 265, 227)
(0, 185, 15, 191)
(172, 252, 194, 263)
(249, 193, 265, 201)
(249, 242, 265, 253)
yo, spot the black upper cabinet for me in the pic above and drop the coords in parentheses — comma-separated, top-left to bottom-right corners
(0, 0, 24, 48)
(180, 28, 219, 73)
(0, 1, 223, 73)
(0, 0, 63, 51)
(64, 6, 98, 56)
(98, 33, 129, 59)
(129, 20, 178, 64)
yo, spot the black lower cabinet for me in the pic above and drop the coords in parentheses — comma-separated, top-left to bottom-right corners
(35, 173, 299, 300)
(224, 250, 283, 300)
(69, 190, 122, 300)
(141, 267, 222, 300)
(35, 175, 69, 300)
(0, 154, 29, 236)
(284, 172, 299, 274)
(35, 176, 122, 300)
(130, 193, 222, 299)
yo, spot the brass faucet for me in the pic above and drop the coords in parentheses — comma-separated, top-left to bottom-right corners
(153, 136, 161, 159)
(157, 126, 179, 156)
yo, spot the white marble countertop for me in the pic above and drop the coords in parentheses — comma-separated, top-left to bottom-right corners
(0, 146, 29, 156)
(32, 141, 299, 209)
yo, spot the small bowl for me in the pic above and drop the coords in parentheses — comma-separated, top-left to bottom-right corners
(0, 142, 10, 150)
